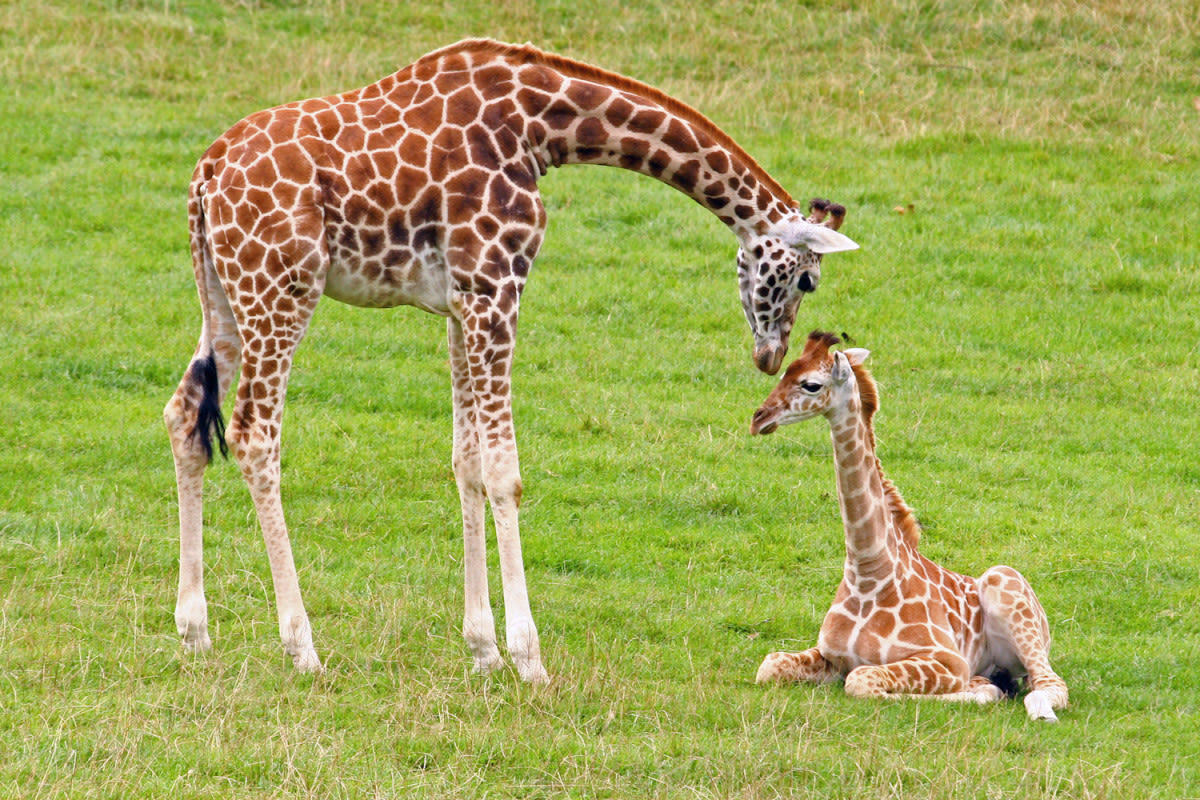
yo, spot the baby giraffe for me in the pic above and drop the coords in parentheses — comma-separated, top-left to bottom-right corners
(749, 331, 1068, 721)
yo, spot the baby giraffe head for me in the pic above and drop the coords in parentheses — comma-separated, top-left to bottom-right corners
(749, 330, 871, 435)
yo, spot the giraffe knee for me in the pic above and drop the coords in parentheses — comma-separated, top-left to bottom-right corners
(483, 471, 523, 509)
(224, 418, 281, 490)
(163, 395, 189, 435)
(756, 652, 790, 683)
(165, 399, 211, 469)
(224, 420, 254, 463)
(164, 399, 195, 449)
(844, 666, 886, 698)
(452, 449, 484, 489)
(225, 411, 268, 457)
(979, 565, 1027, 601)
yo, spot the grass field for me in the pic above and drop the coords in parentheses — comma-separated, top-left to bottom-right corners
(1, 0, 1198, 797)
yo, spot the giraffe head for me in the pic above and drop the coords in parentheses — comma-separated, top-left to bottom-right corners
(749, 330, 871, 435)
(738, 200, 858, 375)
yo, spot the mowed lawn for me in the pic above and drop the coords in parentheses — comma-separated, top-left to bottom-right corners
(1, 1, 1197, 797)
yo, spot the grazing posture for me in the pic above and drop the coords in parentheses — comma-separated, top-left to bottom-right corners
(750, 332, 1068, 721)
(163, 39, 858, 682)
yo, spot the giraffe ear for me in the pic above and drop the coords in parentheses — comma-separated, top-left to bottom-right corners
(783, 220, 859, 254)
(842, 348, 870, 366)
(831, 351, 853, 385)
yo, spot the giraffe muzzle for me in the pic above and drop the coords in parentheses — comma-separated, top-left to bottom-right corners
(753, 342, 787, 375)
(749, 407, 779, 436)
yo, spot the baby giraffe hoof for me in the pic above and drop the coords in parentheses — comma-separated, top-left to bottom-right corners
(1024, 690, 1060, 722)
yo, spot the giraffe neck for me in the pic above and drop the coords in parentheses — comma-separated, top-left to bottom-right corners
(827, 399, 897, 574)
(524, 92, 793, 240)
(415, 40, 797, 241)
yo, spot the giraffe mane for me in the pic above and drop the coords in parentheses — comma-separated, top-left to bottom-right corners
(850, 361, 923, 549)
(414, 39, 796, 207)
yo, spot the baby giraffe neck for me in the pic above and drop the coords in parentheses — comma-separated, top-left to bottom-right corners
(828, 403, 894, 572)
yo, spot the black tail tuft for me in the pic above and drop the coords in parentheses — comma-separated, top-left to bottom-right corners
(190, 354, 229, 463)
(988, 669, 1022, 699)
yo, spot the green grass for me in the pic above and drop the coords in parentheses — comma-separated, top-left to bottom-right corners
(1, 0, 1198, 797)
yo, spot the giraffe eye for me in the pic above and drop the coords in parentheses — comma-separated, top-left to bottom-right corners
(800, 381, 823, 394)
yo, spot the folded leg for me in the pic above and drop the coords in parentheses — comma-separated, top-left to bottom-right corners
(979, 566, 1069, 721)
(756, 646, 842, 685)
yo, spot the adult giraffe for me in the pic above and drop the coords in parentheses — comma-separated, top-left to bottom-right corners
(164, 39, 858, 682)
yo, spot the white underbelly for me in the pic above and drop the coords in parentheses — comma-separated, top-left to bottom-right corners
(323, 254, 451, 315)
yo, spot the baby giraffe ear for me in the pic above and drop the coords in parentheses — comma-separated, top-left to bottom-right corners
(842, 348, 871, 366)
(831, 351, 853, 385)
(783, 219, 860, 254)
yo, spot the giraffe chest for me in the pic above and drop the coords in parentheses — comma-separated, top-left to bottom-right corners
(816, 569, 984, 673)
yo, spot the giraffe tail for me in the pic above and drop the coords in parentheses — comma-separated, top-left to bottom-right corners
(189, 354, 229, 462)
(987, 668, 1021, 699)
(185, 172, 230, 463)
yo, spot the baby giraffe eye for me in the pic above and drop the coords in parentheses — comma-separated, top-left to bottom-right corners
(800, 381, 823, 394)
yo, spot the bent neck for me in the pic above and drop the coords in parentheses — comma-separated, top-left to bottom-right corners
(463, 42, 797, 239)
(530, 95, 793, 240)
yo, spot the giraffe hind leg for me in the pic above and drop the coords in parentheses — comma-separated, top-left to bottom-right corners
(165, 345, 237, 655)
(167, 203, 244, 657)
(223, 336, 323, 673)
(979, 566, 1069, 721)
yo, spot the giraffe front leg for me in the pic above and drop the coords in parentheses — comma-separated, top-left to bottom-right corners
(449, 319, 504, 675)
(756, 646, 842, 684)
(487, 446, 548, 685)
(228, 352, 322, 673)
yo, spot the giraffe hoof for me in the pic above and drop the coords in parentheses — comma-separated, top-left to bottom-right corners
(177, 623, 212, 654)
(291, 649, 324, 673)
(506, 622, 549, 683)
(516, 659, 551, 685)
(176, 598, 212, 653)
(180, 633, 213, 654)
(1024, 690, 1059, 722)
(472, 651, 506, 675)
